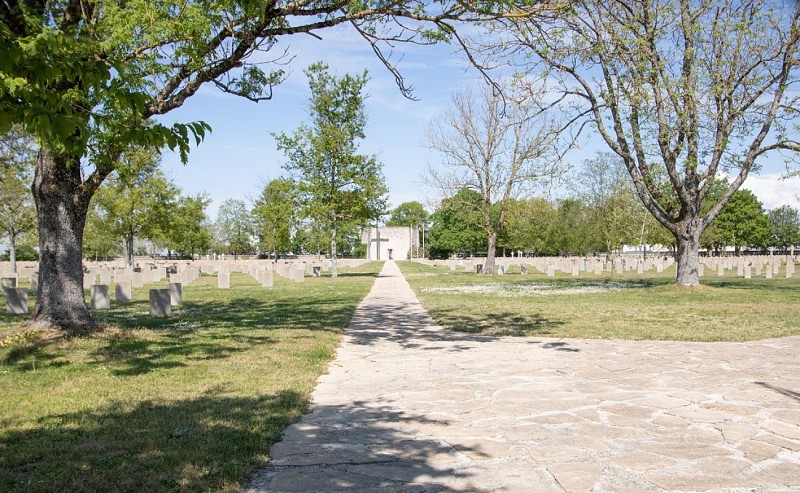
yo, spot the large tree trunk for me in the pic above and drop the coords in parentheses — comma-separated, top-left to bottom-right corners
(9, 230, 17, 273)
(125, 230, 135, 267)
(30, 150, 96, 331)
(674, 220, 703, 287)
(330, 220, 338, 278)
(484, 231, 497, 275)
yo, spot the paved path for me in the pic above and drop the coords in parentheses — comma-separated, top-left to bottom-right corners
(243, 260, 800, 493)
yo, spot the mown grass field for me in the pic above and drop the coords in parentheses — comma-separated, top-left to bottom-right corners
(399, 260, 800, 341)
(0, 262, 382, 493)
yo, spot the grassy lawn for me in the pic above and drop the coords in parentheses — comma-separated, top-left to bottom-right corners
(0, 262, 382, 493)
(399, 260, 800, 341)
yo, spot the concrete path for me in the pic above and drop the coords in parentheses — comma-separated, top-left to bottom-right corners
(243, 260, 800, 493)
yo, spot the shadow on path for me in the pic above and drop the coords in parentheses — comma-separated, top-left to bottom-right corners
(755, 381, 800, 403)
(243, 401, 481, 492)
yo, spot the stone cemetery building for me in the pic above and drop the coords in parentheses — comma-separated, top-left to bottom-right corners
(361, 226, 419, 261)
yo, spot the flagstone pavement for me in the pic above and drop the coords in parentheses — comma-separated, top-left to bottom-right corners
(242, 260, 800, 493)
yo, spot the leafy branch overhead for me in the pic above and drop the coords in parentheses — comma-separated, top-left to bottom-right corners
(1, 0, 554, 161)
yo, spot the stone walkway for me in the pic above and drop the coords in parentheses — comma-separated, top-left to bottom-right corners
(242, 260, 800, 493)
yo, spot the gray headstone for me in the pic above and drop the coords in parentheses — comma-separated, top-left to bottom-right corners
(115, 278, 133, 302)
(218, 271, 230, 289)
(5, 288, 28, 314)
(83, 272, 97, 289)
(312, 266, 321, 277)
(260, 270, 274, 288)
(90, 284, 111, 309)
(167, 282, 182, 306)
(1, 277, 17, 294)
(520, 265, 528, 275)
(132, 272, 144, 288)
(476, 264, 484, 274)
(149, 289, 171, 317)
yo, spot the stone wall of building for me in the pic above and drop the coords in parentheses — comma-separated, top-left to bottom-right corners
(361, 226, 419, 261)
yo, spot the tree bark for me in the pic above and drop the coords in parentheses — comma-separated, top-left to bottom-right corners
(484, 231, 497, 275)
(674, 221, 702, 287)
(30, 150, 96, 331)
(9, 230, 17, 273)
(125, 229, 135, 267)
(330, 219, 338, 278)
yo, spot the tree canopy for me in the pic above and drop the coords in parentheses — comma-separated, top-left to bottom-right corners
(91, 148, 178, 266)
(497, 0, 800, 285)
(387, 201, 429, 228)
(768, 205, 800, 251)
(425, 84, 564, 273)
(216, 198, 253, 259)
(0, 126, 37, 272)
(275, 63, 387, 276)
(252, 178, 297, 258)
(427, 189, 487, 259)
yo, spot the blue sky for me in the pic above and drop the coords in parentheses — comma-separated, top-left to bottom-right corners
(158, 23, 800, 221)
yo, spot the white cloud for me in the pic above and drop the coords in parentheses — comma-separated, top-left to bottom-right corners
(741, 173, 800, 210)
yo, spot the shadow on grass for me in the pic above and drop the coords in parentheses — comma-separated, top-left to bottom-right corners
(702, 278, 800, 293)
(2, 291, 363, 377)
(94, 294, 361, 332)
(86, 296, 359, 377)
(432, 309, 567, 337)
(343, 297, 577, 352)
(243, 401, 482, 492)
(0, 390, 306, 493)
(2, 392, 485, 493)
(321, 272, 381, 278)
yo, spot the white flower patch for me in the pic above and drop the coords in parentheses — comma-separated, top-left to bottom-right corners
(422, 282, 634, 297)
(170, 321, 198, 330)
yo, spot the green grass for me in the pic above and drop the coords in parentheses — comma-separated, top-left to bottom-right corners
(399, 260, 800, 341)
(0, 262, 382, 493)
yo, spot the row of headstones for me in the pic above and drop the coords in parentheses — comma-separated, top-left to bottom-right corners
(76, 257, 368, 275)
(0, 263, 37, 280)
(2, 257, 368, 313)
(434, 256, 797, 279)
(216, 262, 328, 289)
(88, 281, 182, 308)
(1, 274, 191, 315)
(700, 257, 795, 279)
(438, 257, 672, 276)
(84, 266, 202, 289)
(1, 257, 370, 283)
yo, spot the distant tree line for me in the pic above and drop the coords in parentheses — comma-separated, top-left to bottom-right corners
(420, 154, 800, 259)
